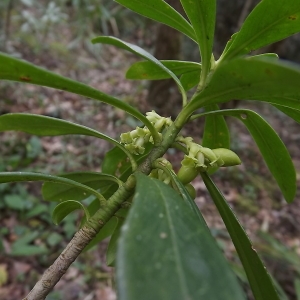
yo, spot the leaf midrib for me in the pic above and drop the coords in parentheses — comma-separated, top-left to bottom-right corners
(228, 8, 300, 58)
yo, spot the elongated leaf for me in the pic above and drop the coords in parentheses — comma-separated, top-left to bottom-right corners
(201, 172, 280, 300)
(106, 217, 125, 267)
(0, 113, 136, 168)
(83, 216, 119, 252)
(52, 200, 90, 225)
(222, 32, 238, 56)
(92, 36, 187, 105)
(0, 52, 158, 143)
(115, 0, 196, 41)
(202, 104, 230, 149)
(0, 113, 118, 144)
(42, 172, 119, 202)
(12, 231, 40, 249)
(102, 146, 128, 175)
(180, 0, 216, 87)
(223, 0, 300, 60)
(273, 105, 300, 123)
(102, 142, 153, 180)
(188, 57, 300, 112)
(158, 164, 208, 228)
(11, 245, 48, 256)
(126, 60, 201, 80)
(192, 109, 296, 203)
(117, 173, 245, 300)
(180, 71, 200, 91)
(248, 53, 279, 61)
(0, 172, 105, 202)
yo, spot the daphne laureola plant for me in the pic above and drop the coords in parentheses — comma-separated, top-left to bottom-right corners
(1, 0, 300, 299)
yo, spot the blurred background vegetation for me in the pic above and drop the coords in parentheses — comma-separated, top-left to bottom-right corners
(0, 1, 299, 299)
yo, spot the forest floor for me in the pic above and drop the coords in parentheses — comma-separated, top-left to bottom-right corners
(0, 4, 300, 300)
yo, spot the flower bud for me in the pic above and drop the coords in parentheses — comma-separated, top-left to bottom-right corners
(184, 183, 196, 200)
(120, 132, 132, 144)
(212, 148, 241, 167)
(177, 165, 198, 184)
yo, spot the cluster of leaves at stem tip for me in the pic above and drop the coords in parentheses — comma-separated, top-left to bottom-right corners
(0, 0, 300, 299)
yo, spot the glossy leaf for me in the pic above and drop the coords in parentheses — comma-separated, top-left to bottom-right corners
(248, 53, 279, 61)
(117, 173, 245, 300)
(102, 146, 128, 175)
(273, 105, 300, 123)
(106, 217, 125, 267)
(52, 200, 90, 225)
(180, 71, 200, 91)
(115, 0, 196, 41)
(159, 165, 207, 226)
(126, 60, 201, 80)
(42, 172, 119, 202)
(223, 0, 300, 60)
(92, 36, 187, 105)
(179, 0, 216, 86)
(83, 216, 119, 252)
(192, 109, 296, 203)
(222, 32, 238, 56)
(202, 104, 230, 149)
(0, 52, 158, 144)
(189, 57, 300, 112)
(201, 172, 280, 300)
(0, 172, 105, 202)
(0, 113, 136, 168)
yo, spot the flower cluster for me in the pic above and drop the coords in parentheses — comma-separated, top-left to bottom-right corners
(120, 111, 172, 155)
(149, 167, 172, 185)
(177, 136, 228, 172)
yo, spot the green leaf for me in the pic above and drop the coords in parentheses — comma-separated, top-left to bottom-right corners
(117, 173, 245, 300)
(126, 60, 201, 80)
(4, 194, 26, 210)
(102, 146, 128, 175)
(222, 0, 300, 60)
(273, 105, 300, 123)
(201, 172, 280, 300)
(106, 217, 125, 267)
(159, 164, 209, 227)
(12, 231, 39, 248)
(248, 53, 279, 61)
(115, 0, 196, 41)
(102, 143, 153, 191)
(179, 0, 216, 87)
(0, 52, 158, 144)
(47, 232, 63, 247)
(42, 172, 119, 202)
(188, 57, 300, 112)
(52, 200, 90, 225)
(180, 71, 200, 91)
(11, 231, 48, 256)
(0, 113, 136, 169)
(0, 171, 105, 203)
(11, 245, 48, 256)
(192, 109, 296, 203)
(92, 36, 187, 105)
(202, 104, 230, 149)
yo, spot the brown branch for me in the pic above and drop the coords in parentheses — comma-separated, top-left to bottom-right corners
(23, 226, 96, 300)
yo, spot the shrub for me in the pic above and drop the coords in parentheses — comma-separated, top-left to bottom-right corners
(0, 0, 300, 299)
